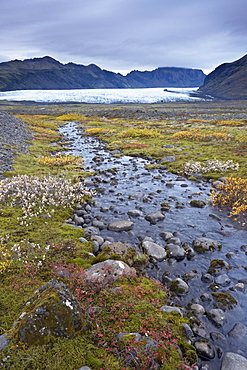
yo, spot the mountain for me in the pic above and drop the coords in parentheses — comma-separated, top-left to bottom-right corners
(198, 54, 247, 100)
(0, 56, 205, 91)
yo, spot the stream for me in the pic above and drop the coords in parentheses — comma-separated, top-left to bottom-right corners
(60, 121, 247, 369)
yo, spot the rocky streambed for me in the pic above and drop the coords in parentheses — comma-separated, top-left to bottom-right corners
(60, 121, 247, 369)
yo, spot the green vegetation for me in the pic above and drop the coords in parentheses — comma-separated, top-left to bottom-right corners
(0, 113, 194, 369)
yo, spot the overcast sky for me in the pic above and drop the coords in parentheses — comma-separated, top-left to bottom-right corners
(0, 0, 246, 74)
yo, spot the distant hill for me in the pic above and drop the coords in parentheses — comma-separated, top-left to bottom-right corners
(198, 54, 247, 100)
(0, 56, 205, 91)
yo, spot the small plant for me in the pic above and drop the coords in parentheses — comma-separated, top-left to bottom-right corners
(84, 127, 116, 135)
(56, 113, 87, 121)
(119, 128, 161, 139)
(173, 129, 227, 142)
(184, 159, 239, 175)
(0, 175, 95, 226)
(210, 177, 247, 219)
(37, 154, 83, 167)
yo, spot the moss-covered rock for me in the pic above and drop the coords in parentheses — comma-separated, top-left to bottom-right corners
(95, 241, 136, 266)
(212, 292, 238, 310)
(10, 280, 88, 346)
(192, 237, 222, 253)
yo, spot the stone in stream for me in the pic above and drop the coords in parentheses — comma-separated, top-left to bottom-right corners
(192, 237, 222, 253)
(189, 199, 206, 208)
(107, 220, 134, 232)
(228, 323, 247, 338)
(206, 309, 227, 327)
(99, 241, 136, 266)
(165, 244, 186, 261)
(127, 209, 142, 217)
(142, 240, 167, 261)
(145, 211, 165, 224)
(170, 278, 189, 294)
(221, 352, 247, 370)
(194, 339, 216, 360)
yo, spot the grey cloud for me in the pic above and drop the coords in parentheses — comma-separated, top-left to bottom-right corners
(0, 0, 246, 73)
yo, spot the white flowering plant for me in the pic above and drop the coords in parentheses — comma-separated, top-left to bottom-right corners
(184, 159, 239, 176)
(0, 175, 96, 226)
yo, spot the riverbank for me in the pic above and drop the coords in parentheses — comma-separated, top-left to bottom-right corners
(0, 101, 247, 370)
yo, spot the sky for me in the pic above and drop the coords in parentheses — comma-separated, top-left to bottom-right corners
(0, 0, 246, 75)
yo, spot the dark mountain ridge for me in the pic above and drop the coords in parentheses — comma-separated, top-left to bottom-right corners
(198, 54, 247, 100)
(0, 56, 205, 91)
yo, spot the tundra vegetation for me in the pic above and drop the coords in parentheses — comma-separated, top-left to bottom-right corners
(0, 100, 246, 369)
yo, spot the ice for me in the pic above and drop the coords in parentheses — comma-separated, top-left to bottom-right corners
(0, 87, 203, 104)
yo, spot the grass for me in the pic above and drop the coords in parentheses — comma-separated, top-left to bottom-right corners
(0, 111, 195, 369)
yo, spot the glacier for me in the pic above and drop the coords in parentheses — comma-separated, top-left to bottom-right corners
(0, 87, 205, 104)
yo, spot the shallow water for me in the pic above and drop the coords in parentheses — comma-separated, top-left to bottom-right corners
(60, 121, 247, 368)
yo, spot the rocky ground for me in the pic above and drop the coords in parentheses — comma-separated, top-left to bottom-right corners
(0, 102, 247, 369)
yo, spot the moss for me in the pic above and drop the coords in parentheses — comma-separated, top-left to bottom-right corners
(178, 339, 198, 365)
(170, 280, 186, 294)
(212, 292, 238, 310)
(207, 259, 230, 275)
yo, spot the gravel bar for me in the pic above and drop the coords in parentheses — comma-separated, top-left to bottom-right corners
(0, 112, 31, 178)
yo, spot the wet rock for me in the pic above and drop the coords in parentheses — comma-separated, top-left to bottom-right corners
(99, 241, 136, 266)
(194, 339, 215, 360)
(214, 274, 231, 287)
(159, 231, 174, 241)
(190, 200, 206, 208)
(127, 209, 142, 217)
(73, 214, 84, 226)
(231, 283, 245, 292)
(201, 273, 214, 283)
(129, 191, 144, 200)
(206, 309, 227, 327)
(191, 322, 209, 338)
(166, 244, 186, 261)
(210, 331, 226, 342)
(11, 280, 87, 345)
(160, 305, 183, 316)
(207, 259, 230, 276)
(142, 240, 167, 261)
(186, 247, 195, 260)
(192, 237, 222, 253)
(190, 304, 205, 315)
(170, 278, 189, 294)
(200, 293, 212, 302)
(108, 220, 134, 232)
(145, 211, 165, 224)
(85, 260, 136, 284)
(84, 226, 99, 236)
(240, 244, 247, 253)
(90, 235, 104, 247)
(221, 352, 247, 370)
(77, 367, 92, 370)
(181, 323, 194, 341)
(209, 213, 222, 221)
(167, 236, 181, 245)
(228, 323, 247, 338)
(0, 334, 9, 351)
(92, 220, 106, 229)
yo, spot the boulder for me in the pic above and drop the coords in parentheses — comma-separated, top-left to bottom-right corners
(11, 280, 87, 345)
(99, 241, 136, 266)
(142, 240, 167, 261)
(206, 309, 227, 327)
(108, 220, 134, 232)
(194, 339, 215, 360)
(85, 260, 136, 284)
(192, 237, 222, 253)
(145, 211, 165, 224)
(166, 244, 186, 261)
(221, 352, 247, 370)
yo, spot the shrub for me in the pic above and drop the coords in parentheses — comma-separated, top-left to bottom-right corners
(184, 159, 239, 175)
(119, 128, 160, 139)
(173, 129, 227, 142)
(210, 177, 247, 219)
(37, 154, 83, 167)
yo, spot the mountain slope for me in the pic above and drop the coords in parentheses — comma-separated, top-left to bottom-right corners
(198, 54, 247, 99)
(0, 56, 205, 91)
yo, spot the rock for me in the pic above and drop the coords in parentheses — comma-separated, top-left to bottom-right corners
(186, 247, 195, 260)
(167, 237, 181, 245)
(85, 260, 136, 284)
(90, 235, 104, 247)
(215, 274, 231, 287)
(127, 209, 142, 217)
(0, 334, 9, 351)
(190, 304, 205, 315)
(159, 231, 174, 241)
(145, 211, 165, 224)
(206, 309, 227, 327)
(221, 352, 247, 370)
(73, 214, 84, 226)
(232, 283, 245, 292)
(170, 278, 189, 294)
(201, 273, 214, 283)
(191, 322, 209, 339)
(166, 244, 186, 261)
(142, 240, 167, 261)
(92, 220, 106, 229)
(129, 191, 144, 200)
(194, 339, 215, 360)
(84, 226, 99, 236)
(11, 280, 87, 345)
(207, 259, 230, 275)
(108, 220, 134, 232)
(181, 323, 194, 341)
(79, 237, 88, 243)
(192, 237, 222, 253)
(228, 323, 247, 338)
(190, 200, 206, 208)
(160, 156, 176, 162)
(77, 367, 92, 370)
(99, 241, 136, 266)
(160, 305, 183, 316)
